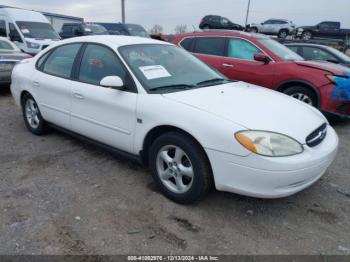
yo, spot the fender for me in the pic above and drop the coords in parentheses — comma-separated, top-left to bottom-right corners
(276, 79, 321, 107)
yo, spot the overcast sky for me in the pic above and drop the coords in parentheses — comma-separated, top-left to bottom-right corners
(2, 0, 350, 33)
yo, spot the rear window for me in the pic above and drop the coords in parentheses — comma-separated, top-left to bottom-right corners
(193, 37, 225, 56)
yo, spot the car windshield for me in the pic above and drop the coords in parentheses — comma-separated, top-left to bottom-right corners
(84, 24, 108, 34)
(0, 40, 15, 51)
(119, 44, 229, 93)
(125, 24, 149, 38)
(259, 39, 304, 61)
(16, 21, 60, 40)
(327, 46, 350, 62)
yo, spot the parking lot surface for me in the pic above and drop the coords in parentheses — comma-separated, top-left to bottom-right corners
(0, 88, 350, 255)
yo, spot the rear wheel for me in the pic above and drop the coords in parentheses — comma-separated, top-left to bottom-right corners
(278, 29, 289, 39)
(22, 93, 49, 135)
(149, 132, 213, 204)
(283, 86, 318, 107)
(302, 31, 312, 40)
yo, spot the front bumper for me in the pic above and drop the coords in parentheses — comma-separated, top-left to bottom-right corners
(320, 83, 350, 118)
(205, 125, 338, 198)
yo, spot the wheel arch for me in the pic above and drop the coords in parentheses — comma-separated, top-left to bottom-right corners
(276, 80, 321, 107)
(141, 125, 212, 169)
(20, 90, 32, 107)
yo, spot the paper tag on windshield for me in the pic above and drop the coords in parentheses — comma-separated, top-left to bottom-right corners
(139, 65, 171, 80)
(21, 29, 30, 34)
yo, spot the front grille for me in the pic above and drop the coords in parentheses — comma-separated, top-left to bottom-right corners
(306, 123, 327, 147)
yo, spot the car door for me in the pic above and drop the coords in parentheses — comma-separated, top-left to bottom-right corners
(35, 43, 82, 129)
(70, 43, 137, 152)
(260, 20, 273, 33)
(220, 37, 274, 87)
(192, 37, 225, 72)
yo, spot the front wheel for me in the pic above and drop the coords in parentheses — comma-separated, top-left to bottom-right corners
(149, 132, 213, 204)
(283, 86, 318, 107)
(302, 31, 312, 40)
(22, 93, 49, 135)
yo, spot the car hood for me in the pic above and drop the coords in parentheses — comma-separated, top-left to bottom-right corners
(295, 60, 349, 75)
(162, 82, 326, 144)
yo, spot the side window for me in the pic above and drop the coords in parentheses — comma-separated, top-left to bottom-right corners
(36, 51, 51, 69)
(9, 23, 22, 42)
(302, 47, 337, 61)
(264, 20, 272, 25)
(0, 20, 6, 37)
(62, 25, 72, 33)
(180, 38, 194, 51)
(42, 44, 81, 78)
(288, 46, 299, 54)
(193, 37, 225, 56)
(78, 44, 127, 86)
(221, 18, 230, 25)
(227, 38, 262, 60)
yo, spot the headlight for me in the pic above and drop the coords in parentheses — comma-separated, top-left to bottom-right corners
(326, 74, 349, 84)
(26, 41, 40, 49)
(235, 131, 304, 157)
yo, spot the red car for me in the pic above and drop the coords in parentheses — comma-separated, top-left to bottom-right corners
(172, 31, 350, 118)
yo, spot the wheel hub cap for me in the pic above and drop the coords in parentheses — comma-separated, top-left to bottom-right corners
(291, 93, 313, 105)
(156, 145, 194, 194)
(25, 99, 40, 129)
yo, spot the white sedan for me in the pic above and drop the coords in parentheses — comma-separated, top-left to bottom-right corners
(11, 36, 338, 204)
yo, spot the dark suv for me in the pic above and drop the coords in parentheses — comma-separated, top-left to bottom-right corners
(95, 23, 149, 38)
(60, 23, 109, 39)
(199, 15, 244, 31)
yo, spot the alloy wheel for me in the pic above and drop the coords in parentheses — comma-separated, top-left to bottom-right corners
(25, 98, 40, 129)
(291, 93, 313, 105)
(156, 145, 194, 194)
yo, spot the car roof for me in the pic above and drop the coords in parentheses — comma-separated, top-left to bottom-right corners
(176, 30, 270, 40)
(285, 43, 330, 48)
(58, 35, 171, 48)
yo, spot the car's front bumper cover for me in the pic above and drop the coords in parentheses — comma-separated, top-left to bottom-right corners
(205, 125, 338, 198)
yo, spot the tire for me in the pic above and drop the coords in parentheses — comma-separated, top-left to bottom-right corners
(278, 29, 289, 39)
(283, 86, 318, 107)
(302, 31, 312, 40)
(250, 27, 258, 33)
(149, 132, 213, 204)
(21, 93, 49, 135)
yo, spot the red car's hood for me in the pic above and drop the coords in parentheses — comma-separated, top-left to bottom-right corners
(295, 60, 348, 75)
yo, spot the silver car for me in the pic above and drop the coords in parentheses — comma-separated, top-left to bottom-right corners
(248, 19, 296, 39)
(0, 37, 31, 85)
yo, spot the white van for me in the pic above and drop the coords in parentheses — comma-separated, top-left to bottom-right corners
(0, 7, 61, 55)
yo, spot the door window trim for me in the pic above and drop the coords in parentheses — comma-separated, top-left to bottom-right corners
(35, 42, 138, 93)
(73, 42, 137, 93)
(179, 35, 274, 62)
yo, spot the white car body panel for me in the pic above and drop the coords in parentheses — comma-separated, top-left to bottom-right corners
(10, 35, 339, 199)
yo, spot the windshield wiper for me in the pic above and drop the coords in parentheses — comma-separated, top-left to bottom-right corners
(149, 84, 196, 92)
(196, 78, 230, 87)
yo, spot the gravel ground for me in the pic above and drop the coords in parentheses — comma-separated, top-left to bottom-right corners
(0, 87, 350, 255)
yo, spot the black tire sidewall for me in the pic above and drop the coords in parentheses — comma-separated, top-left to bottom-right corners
(283, 86, 318, 107)
(22, 94, 47, 135)
(149, 132, 212, 204)
(278, 30, 288, 38)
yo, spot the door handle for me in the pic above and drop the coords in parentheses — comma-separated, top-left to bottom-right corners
(33, 81, 40, 87)
(73, 93, 84, 100)
(222, 63, 234, 68)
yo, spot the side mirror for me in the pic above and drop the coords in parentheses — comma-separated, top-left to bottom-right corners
(100, 76, 125, 90)
(254, 53, 271, 64)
